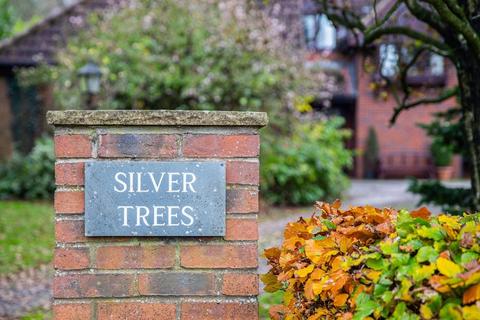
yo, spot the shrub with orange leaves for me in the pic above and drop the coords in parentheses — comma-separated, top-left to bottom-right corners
(262, 201, 480, 319)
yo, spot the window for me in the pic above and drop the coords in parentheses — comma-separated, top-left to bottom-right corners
(303, 14, 336, 50)
(379, 44, 399, 77)
(430, 53, 445, 76)
(378, 44, 445, 81)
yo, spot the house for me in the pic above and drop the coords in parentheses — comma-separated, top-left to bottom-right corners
(0, 0, 124, 158)
(270, 0, 462, 178)
(0, 0, 463, 178)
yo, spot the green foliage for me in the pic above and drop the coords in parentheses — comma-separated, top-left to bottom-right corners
(0, 0, 15, 40)
(0, 201, 54, 274)
(0, 0, 42, 40)
(20, 0, 320, 130)
(20, 309, 51, 320)
(420, 108, 466, 156)
(261, 117, 352, 206)
(263, 202, 480, 319)
(412, 109, 471, 213)
(409, 179, 473, 214)
(259, 291, 284, 319)
(364, 127, 379, 179)
(431, 139, 454, 167)
(0, 137, 55, 200)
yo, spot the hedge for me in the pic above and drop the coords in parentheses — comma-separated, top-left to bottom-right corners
(262, 201, 480, 319)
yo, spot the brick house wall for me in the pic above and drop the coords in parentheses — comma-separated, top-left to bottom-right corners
(354, 58, 462, 178)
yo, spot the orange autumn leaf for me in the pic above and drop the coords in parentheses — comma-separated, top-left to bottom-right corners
(463, 283, 480, 304)
(410, 207, 431, 220)
(269, 305, 288, 320)
(334, 293, 349, 307)
(264, 247, 281, 260)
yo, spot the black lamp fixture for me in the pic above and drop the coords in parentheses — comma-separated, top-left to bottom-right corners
(78, 60, 102, 109)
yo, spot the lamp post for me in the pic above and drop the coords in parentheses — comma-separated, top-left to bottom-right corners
(78, 61, 102, 110)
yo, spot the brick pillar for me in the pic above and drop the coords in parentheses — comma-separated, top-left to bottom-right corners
(48, 110, 267, 320)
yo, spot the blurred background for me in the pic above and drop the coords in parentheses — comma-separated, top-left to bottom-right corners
(0, 0, 472, 319)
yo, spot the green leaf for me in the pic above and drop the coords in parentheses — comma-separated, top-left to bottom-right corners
(417, 226, 445, 241)
(353, 293, 378, 320)
(461, 252, 479, 265)
(322, 219, 336, 230)
(391, 253, 410, 266)
(312, 235, 326, 241)
(416, 246, 439, 263)
(366, 258, 387, 271)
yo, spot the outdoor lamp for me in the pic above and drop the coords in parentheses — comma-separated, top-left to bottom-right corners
(78, 61, 102, 95)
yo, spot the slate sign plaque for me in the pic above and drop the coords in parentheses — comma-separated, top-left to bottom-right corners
(85, 161, 226, 236)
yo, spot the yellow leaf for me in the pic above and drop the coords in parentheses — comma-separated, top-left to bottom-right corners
(333, 293, 349, 307)
(463, 305, 480, 320)
(399, 278, 413, 301)
(413, 264, 436, 282)
(261, 273, 282, 292)
(365, 270, 381, 282)
(312, 278, 326, 295)
(439, 215, 461, 229)
(437, 257, 462, 277)
(295, 264, 315, 278)
(420, 304, 433, 319)
(284, 290, 294, 306)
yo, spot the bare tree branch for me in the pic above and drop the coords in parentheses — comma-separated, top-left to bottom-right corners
(390, 86, 459, 124)
(364, 25, 449, 51)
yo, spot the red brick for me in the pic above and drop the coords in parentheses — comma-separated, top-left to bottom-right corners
(54, 248, 89, 270)
(97, 302, 176, 320)
(181, 244, 257, 269)
(96, 245, 175, 269)
(55, 191, 84, 214)
(53, 303, 92, 320)
(225, 219, 258, 241)
(227, 189, 258, 213)
(222, 273, 259, 296)
(183, 134, 259, 158)
(98, 134, 178, 158)
(226, 161, 259, 185)
(55, 220, 86, 243)
(181, 302, 258, 320)
(55, 162, 84, 185)
(138, 272, 215, 296)
(53, 274, 136, 298)
(55, 135, 92, 158)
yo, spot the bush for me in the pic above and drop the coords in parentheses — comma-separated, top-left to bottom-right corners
(431, 139, 454, 167)
(0, 137, 55, 200)
(263, 201, 480, 319)
(363, 127, 379, 179)
(260, 117, 352, 206)
(20, 0, 330, 131)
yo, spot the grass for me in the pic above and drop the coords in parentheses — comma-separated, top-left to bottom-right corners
(20, 309, 51, 320)
(0, 201, 54, 274)
(259, 291, 284, 319)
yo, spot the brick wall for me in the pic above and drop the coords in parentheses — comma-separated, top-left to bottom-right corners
(48, 110, 267, 320)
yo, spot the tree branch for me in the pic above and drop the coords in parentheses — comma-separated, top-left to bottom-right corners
(364, 25, 449, 51)
(390, 86, 459, 124)
(426, 0, 480, 57)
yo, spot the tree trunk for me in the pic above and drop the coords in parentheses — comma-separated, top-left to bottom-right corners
(457, 59, 480, 212)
